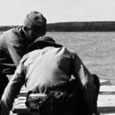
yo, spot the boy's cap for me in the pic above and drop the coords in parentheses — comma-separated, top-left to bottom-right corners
(24, 11, 47, 28)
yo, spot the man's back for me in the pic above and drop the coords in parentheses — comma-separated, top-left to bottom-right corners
(11, 45, 93, 115)
(22, 46, 74, 93)
(1, 36, 98, 115)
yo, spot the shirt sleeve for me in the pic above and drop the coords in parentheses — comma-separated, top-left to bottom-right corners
(1, 30, 26, 67)
(0, 61, 25, 115)
(72, 53, 97, 114)
(7, 38, 25, 67)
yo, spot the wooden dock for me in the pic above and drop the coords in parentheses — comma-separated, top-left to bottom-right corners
(11, 79, 115, 115)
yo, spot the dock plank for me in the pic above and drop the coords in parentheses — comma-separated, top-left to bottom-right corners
(12, 79, 115, 115)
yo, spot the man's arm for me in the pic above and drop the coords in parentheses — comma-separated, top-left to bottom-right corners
(0, 63, 25, 115)
(72, 54, 97, 114)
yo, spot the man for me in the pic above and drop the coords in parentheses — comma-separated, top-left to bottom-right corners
(0, 11, 47, 99)
(1, 36, 99, 115)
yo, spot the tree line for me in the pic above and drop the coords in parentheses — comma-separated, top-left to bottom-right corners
(1, 21, 115, 32)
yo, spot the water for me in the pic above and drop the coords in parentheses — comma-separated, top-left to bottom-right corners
(46, 32, 115, 85)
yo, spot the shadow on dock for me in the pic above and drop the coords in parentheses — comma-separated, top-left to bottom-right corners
(98, 106, 115, 114)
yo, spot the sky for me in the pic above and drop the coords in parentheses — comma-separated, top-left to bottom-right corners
(0, 0, 115, 25)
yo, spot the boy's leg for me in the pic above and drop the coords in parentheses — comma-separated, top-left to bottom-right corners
(0, 73, 9, 99)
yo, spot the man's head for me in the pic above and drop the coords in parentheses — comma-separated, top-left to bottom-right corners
(24, 11, 47, 41)
(26, 36, 62, 52)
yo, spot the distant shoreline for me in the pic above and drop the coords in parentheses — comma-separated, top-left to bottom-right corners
(1, 21, 115, 32)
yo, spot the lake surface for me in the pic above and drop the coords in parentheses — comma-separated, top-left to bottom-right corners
(46, 32, 115, 85)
